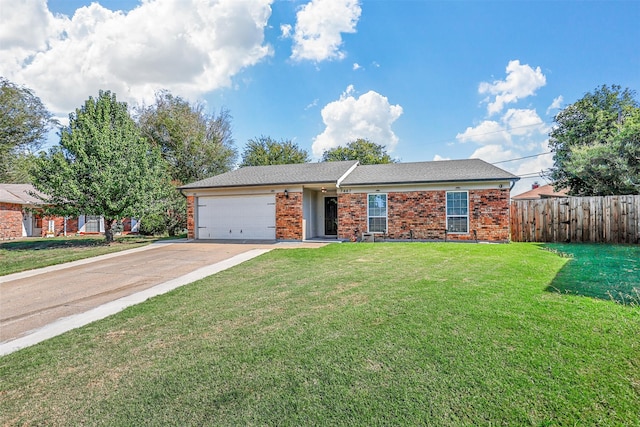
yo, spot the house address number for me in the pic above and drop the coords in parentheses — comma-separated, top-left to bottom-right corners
(340, 189, 351, 193)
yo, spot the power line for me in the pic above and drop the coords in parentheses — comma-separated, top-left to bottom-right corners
(491, 152, 552, 165)
(457, 123, 549, 141)
(428, 122, 551, 147)
(517, 169, 552, 178)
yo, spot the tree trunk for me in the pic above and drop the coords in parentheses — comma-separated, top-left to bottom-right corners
(104, 218, 115, 243)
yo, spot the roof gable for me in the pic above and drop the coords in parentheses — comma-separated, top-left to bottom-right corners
(180, 160, 359, 189)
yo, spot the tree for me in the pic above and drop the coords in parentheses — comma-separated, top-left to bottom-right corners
(136, 91, 237, 184)
(0, 77, 57, 182)
(240, 135, 310, 166)
(31, 90, 169, 243)
(548, 85, 640, 195)
(321, 139, 396, 165)
(136, 91, 237, 235)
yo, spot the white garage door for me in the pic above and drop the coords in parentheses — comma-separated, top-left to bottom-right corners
(197, 195, 276, 240)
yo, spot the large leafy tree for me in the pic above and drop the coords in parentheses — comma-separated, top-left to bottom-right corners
(32, 91, 169, 242)
(321, 138, 396, 165)
(0, 77, 57, 182)
(548, 85, 640, 195)
(137, 91, 237, 184)
(136, 91, 237, 235)
(240, 135, 310, 167)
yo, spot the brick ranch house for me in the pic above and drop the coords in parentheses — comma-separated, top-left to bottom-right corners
(179, 159, 519, 242)
(0, 184, 138, 239)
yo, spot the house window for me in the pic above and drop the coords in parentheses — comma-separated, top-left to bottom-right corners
(368, 193, 387, 233)
(446, 191, 468, 233)
(85, 215, 101, 233)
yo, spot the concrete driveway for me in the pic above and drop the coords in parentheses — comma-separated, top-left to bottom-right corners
(0, 240, 327, 354)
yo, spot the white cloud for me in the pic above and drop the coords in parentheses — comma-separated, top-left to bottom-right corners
(312, 86, 403, 157)
(0, 0, 61, 50)
(510, 142, 555, 195)
(0, 0, 274, 115)
(353, 62, 361, 70)
(513, 140, 554, 177)
(456, 108, 547, 147)
(456, 120, 511, 145)
(280, 23, 292, 38)
(290, 0, 361, 62)
(469, 144, 516, 164)
(305, 98, 319, 110)
(546, 95, 564, 115)
(502, 108, 546, 136)
(433, 154, 450, 161)
(479, 60, 546, 115)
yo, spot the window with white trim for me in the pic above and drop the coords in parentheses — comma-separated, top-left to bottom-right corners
(368, 193, 387, 233)
(446, 191, 469, 233)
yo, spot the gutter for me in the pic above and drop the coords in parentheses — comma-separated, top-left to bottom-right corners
(341, 177, 520, 187)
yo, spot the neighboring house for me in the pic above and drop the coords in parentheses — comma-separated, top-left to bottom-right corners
(179, 159, 519, 242)
(0, 183, 139, 239)
(512, 183, 569, 200)
(0, 183, 70, 239)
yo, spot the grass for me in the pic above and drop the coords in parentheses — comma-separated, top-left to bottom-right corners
(1, 243, 639, 426)
(544, 243, 640, 305)
(0, 235, 160, 276)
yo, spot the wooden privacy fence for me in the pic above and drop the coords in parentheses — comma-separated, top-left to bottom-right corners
(510, 195, 640, 243)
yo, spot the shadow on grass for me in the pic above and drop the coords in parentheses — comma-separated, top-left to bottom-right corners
(0, 236, 158, 252)
(543, 243, 640, 305)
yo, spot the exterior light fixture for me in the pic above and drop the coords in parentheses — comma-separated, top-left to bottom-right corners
(284, 189, 289, 198)
(321, 187, 327, 193)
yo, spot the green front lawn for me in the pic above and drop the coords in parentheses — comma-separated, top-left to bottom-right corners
(0, 235, 157, 276)
(1, 243, 638, 426)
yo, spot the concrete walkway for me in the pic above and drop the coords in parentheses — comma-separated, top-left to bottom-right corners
(0, 240, 326, 356)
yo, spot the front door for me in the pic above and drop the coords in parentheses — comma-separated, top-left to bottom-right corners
(324, 197, 337, 235)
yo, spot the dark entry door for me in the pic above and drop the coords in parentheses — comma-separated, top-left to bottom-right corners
(324, 197, 338, 235)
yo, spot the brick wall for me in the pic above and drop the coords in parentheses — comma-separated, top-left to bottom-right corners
(276, 192, 302, 240)
(337, 193, 367, 241)
(0, 203, 24, 239)
(387, 191, 447, 240)
(40, 216, 79, 237)
(468, 189, 511, 242)
(186, 195, 195, 239)
(337, 189, 511, 242)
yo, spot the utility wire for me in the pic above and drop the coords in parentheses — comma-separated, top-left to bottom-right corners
(429, 122, 551, 146)
(491, 152, 552, 164)
(517, 170, 552, 178)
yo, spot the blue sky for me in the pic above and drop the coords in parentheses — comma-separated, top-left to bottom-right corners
(1, 0, 638, 194)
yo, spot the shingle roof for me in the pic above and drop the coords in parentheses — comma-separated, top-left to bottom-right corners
(512, 184, 568, 200)
(0, 184, 45, 205)
(340, 159, 519, 186)
(179, 160, 358, 189)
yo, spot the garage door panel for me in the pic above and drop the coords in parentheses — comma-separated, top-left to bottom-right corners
(197, 195, 276, 240)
